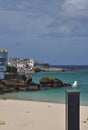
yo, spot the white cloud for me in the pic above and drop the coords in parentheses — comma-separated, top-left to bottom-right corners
(61, 0, 88, 18)
(42, 0, 88, 37)
(0, 0, 88, 39)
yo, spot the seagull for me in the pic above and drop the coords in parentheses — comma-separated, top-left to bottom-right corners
(72, 80, 78, 90)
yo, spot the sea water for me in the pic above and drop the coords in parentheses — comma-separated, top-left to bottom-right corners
(0, 66, 88, 106)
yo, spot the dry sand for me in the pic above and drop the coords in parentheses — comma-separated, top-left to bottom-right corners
(0, 99, 88, 130)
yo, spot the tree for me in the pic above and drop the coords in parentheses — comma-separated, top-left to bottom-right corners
(5, 65, 17, 79)
(6, 65, 17, 73)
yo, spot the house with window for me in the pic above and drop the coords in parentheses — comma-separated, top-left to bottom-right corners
(0, 49, 8, 79)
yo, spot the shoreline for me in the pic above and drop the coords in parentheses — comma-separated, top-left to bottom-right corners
(0, 99, 88, 130)
(0, 92, 88, 106)
(0, 97, 88, 106)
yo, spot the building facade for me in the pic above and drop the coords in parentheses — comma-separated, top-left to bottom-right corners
(0, 49, 8, 79)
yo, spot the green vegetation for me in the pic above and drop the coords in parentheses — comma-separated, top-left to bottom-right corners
(6, 65, 17, 73)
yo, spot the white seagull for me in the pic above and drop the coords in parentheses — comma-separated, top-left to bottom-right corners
(72, 80, 78, 89)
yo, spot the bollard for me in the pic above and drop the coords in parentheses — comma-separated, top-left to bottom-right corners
(66, 90, 80, 130)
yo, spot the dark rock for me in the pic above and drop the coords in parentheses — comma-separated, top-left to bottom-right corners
(39, 77, 71, 89)
(0, 76, 71, 94)
(26, 83, 40, 91)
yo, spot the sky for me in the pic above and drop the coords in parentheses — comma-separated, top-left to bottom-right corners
(0, 0, 88, 65)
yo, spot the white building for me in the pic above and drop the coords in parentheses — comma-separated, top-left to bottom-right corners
(17, 62, 26, 69)
(8, 58, 17, 67)
(0, 49, 8, 79)
(27, 59, 34, 70)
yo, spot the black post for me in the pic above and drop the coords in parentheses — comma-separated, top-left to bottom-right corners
(66, 90, 80, 130)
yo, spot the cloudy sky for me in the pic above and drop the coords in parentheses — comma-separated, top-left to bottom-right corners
(0, 0, 88, 65)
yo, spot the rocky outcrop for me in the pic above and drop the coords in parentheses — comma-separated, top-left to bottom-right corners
(0, 76, 71, 93)
(41, 67, 65, 72)
(39, 77, 71, 89)
(0, 77, 40, 93)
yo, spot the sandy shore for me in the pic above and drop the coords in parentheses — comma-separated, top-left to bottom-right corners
(0, 99, 88, 130)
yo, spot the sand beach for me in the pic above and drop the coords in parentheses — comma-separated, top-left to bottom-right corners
(0, 99, 88, 130)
